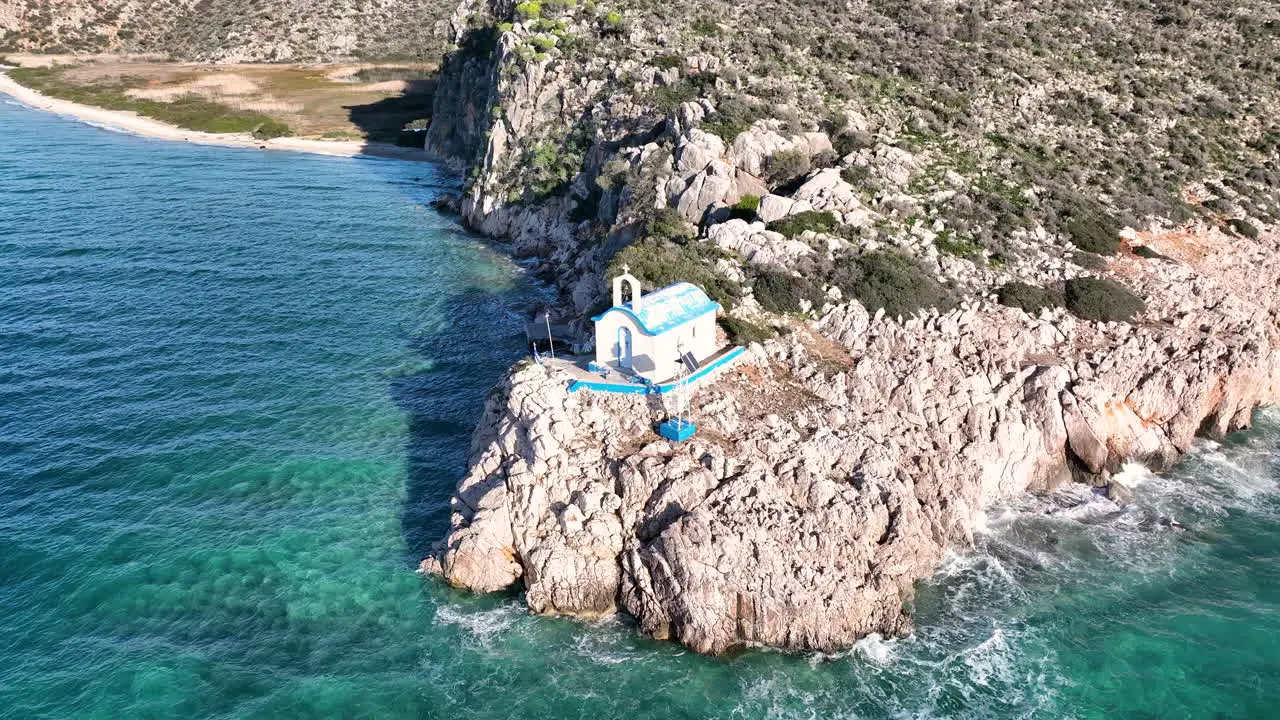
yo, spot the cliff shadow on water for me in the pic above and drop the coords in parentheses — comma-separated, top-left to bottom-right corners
(392, 285, 539, 562)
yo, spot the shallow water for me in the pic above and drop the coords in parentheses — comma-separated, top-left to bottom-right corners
(3, 99, 1279, 719)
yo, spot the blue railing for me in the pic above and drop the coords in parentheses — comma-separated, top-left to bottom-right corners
(568, 346, 745, 395)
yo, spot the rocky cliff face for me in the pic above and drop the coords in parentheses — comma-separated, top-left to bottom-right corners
(424, 225, 1280, 654)
(416, 0, 1280, 655)
(420, 0, 1279, 314)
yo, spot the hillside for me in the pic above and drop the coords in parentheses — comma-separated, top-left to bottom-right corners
(423, 0, 1279, 333)
(0, 0, 455, 61)
(417, 0, 1280, 654)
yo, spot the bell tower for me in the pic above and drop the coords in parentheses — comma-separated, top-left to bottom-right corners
(612, 266, 643, 309)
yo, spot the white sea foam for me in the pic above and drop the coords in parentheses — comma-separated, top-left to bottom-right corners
(852, 633, 897, 666)
(434, 602, 521, 642)
(1112, 461, 1157, 488)
(570, 616, 644, 666)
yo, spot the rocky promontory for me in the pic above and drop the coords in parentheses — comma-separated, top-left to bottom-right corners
(423, 224, 1280, 654)
(413, 0, 1280, 654)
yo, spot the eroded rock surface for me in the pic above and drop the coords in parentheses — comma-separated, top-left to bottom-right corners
(424, 227, 1280, 655)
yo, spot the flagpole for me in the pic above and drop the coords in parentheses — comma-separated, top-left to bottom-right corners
(544, 311, 555, 360)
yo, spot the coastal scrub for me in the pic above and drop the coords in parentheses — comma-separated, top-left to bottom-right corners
(9, 67, 293, 139)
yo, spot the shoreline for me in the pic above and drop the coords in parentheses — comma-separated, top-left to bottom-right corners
(0, 71, 438, 163)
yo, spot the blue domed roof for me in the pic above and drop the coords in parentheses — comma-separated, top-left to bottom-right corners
(591, 282, 720, 335)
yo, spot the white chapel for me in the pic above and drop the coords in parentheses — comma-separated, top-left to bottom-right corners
(591, 268, 722, 383)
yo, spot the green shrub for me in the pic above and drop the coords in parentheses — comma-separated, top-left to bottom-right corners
(702, 97, 765, 143)
(1065, 214, 1121, 255)
(252, 120, 292, 140)
(515, 1, 542, 20)
(763, 148, 812, 187)
(692, 18, 720, 36)
(1132, 245, 1170, 260)
(651, 54, 683, 70)
(1071, 251, 1109, 270)
(935, 231, 984, 260)
(729, 194, 760, 221)
(719, 316, 773, 344)
(652, 81, 699, 111)
(840, 164, 870, 186)
(525, 141, 578, 196)
(607, 235, 739, 308)
(1063, 277, 1146, 322)
(997, 282, 1063, 314)
(752, 267, 824, 314)
(766, 210, 839, 238)
(1227, 218, 1260, 239)
(832, 129, 873, 157)
(651, 71, 718, 112)
(812, 149, 840, 169)
(646, 208, 695, 242)
(829, 249, 955, 319)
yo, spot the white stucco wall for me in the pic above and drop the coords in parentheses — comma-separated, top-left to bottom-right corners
(594, 310, 719, 382)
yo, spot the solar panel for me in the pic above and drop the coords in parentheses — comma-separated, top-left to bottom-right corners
(680, 351, 700, 374)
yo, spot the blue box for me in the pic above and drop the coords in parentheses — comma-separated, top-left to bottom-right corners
(658, 418, 696, 442)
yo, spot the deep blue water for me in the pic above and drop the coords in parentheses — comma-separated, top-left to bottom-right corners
(2, 97, 1279, 719)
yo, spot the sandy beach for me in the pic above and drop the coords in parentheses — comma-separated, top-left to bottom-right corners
(0, 71, 437, 162)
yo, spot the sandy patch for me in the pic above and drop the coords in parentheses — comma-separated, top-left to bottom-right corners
(358, 80, 411, 93)
(0, 71, 435, 162)
(324, 66, 363, 82)
(124, 73, 303, 113)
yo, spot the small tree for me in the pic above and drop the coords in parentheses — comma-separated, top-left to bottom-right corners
(764, 148, 811, 188)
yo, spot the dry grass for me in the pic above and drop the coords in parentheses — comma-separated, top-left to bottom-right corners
(9, 56, 436, 139)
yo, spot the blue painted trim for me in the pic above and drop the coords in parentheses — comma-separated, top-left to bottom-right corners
(591, 282, 721, 335)
(568, 346, 745, 395)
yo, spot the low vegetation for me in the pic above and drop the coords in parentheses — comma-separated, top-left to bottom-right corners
(1132, 246, 1171, 261)
(766, 211, 839, 238)
(718, 316, 774, 344)
(830, 249, 956, 319)
(10, 67, 292, 138)
(3, 0, 455, 61)
(606, 210, 741, 307)
(763, 148, 811, 188)
(1063, 277, 1146, 322)
(997, 282, 1063, 314)
(751, 267, 824, 314)
(1227, 218, 1260, 239)
(729, 195, 760, 221)
(4, 61, 439, 141)
(1064, 214, 1122, 256)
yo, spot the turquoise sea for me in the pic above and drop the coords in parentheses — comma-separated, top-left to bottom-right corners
(2, 98, 1279, 719)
